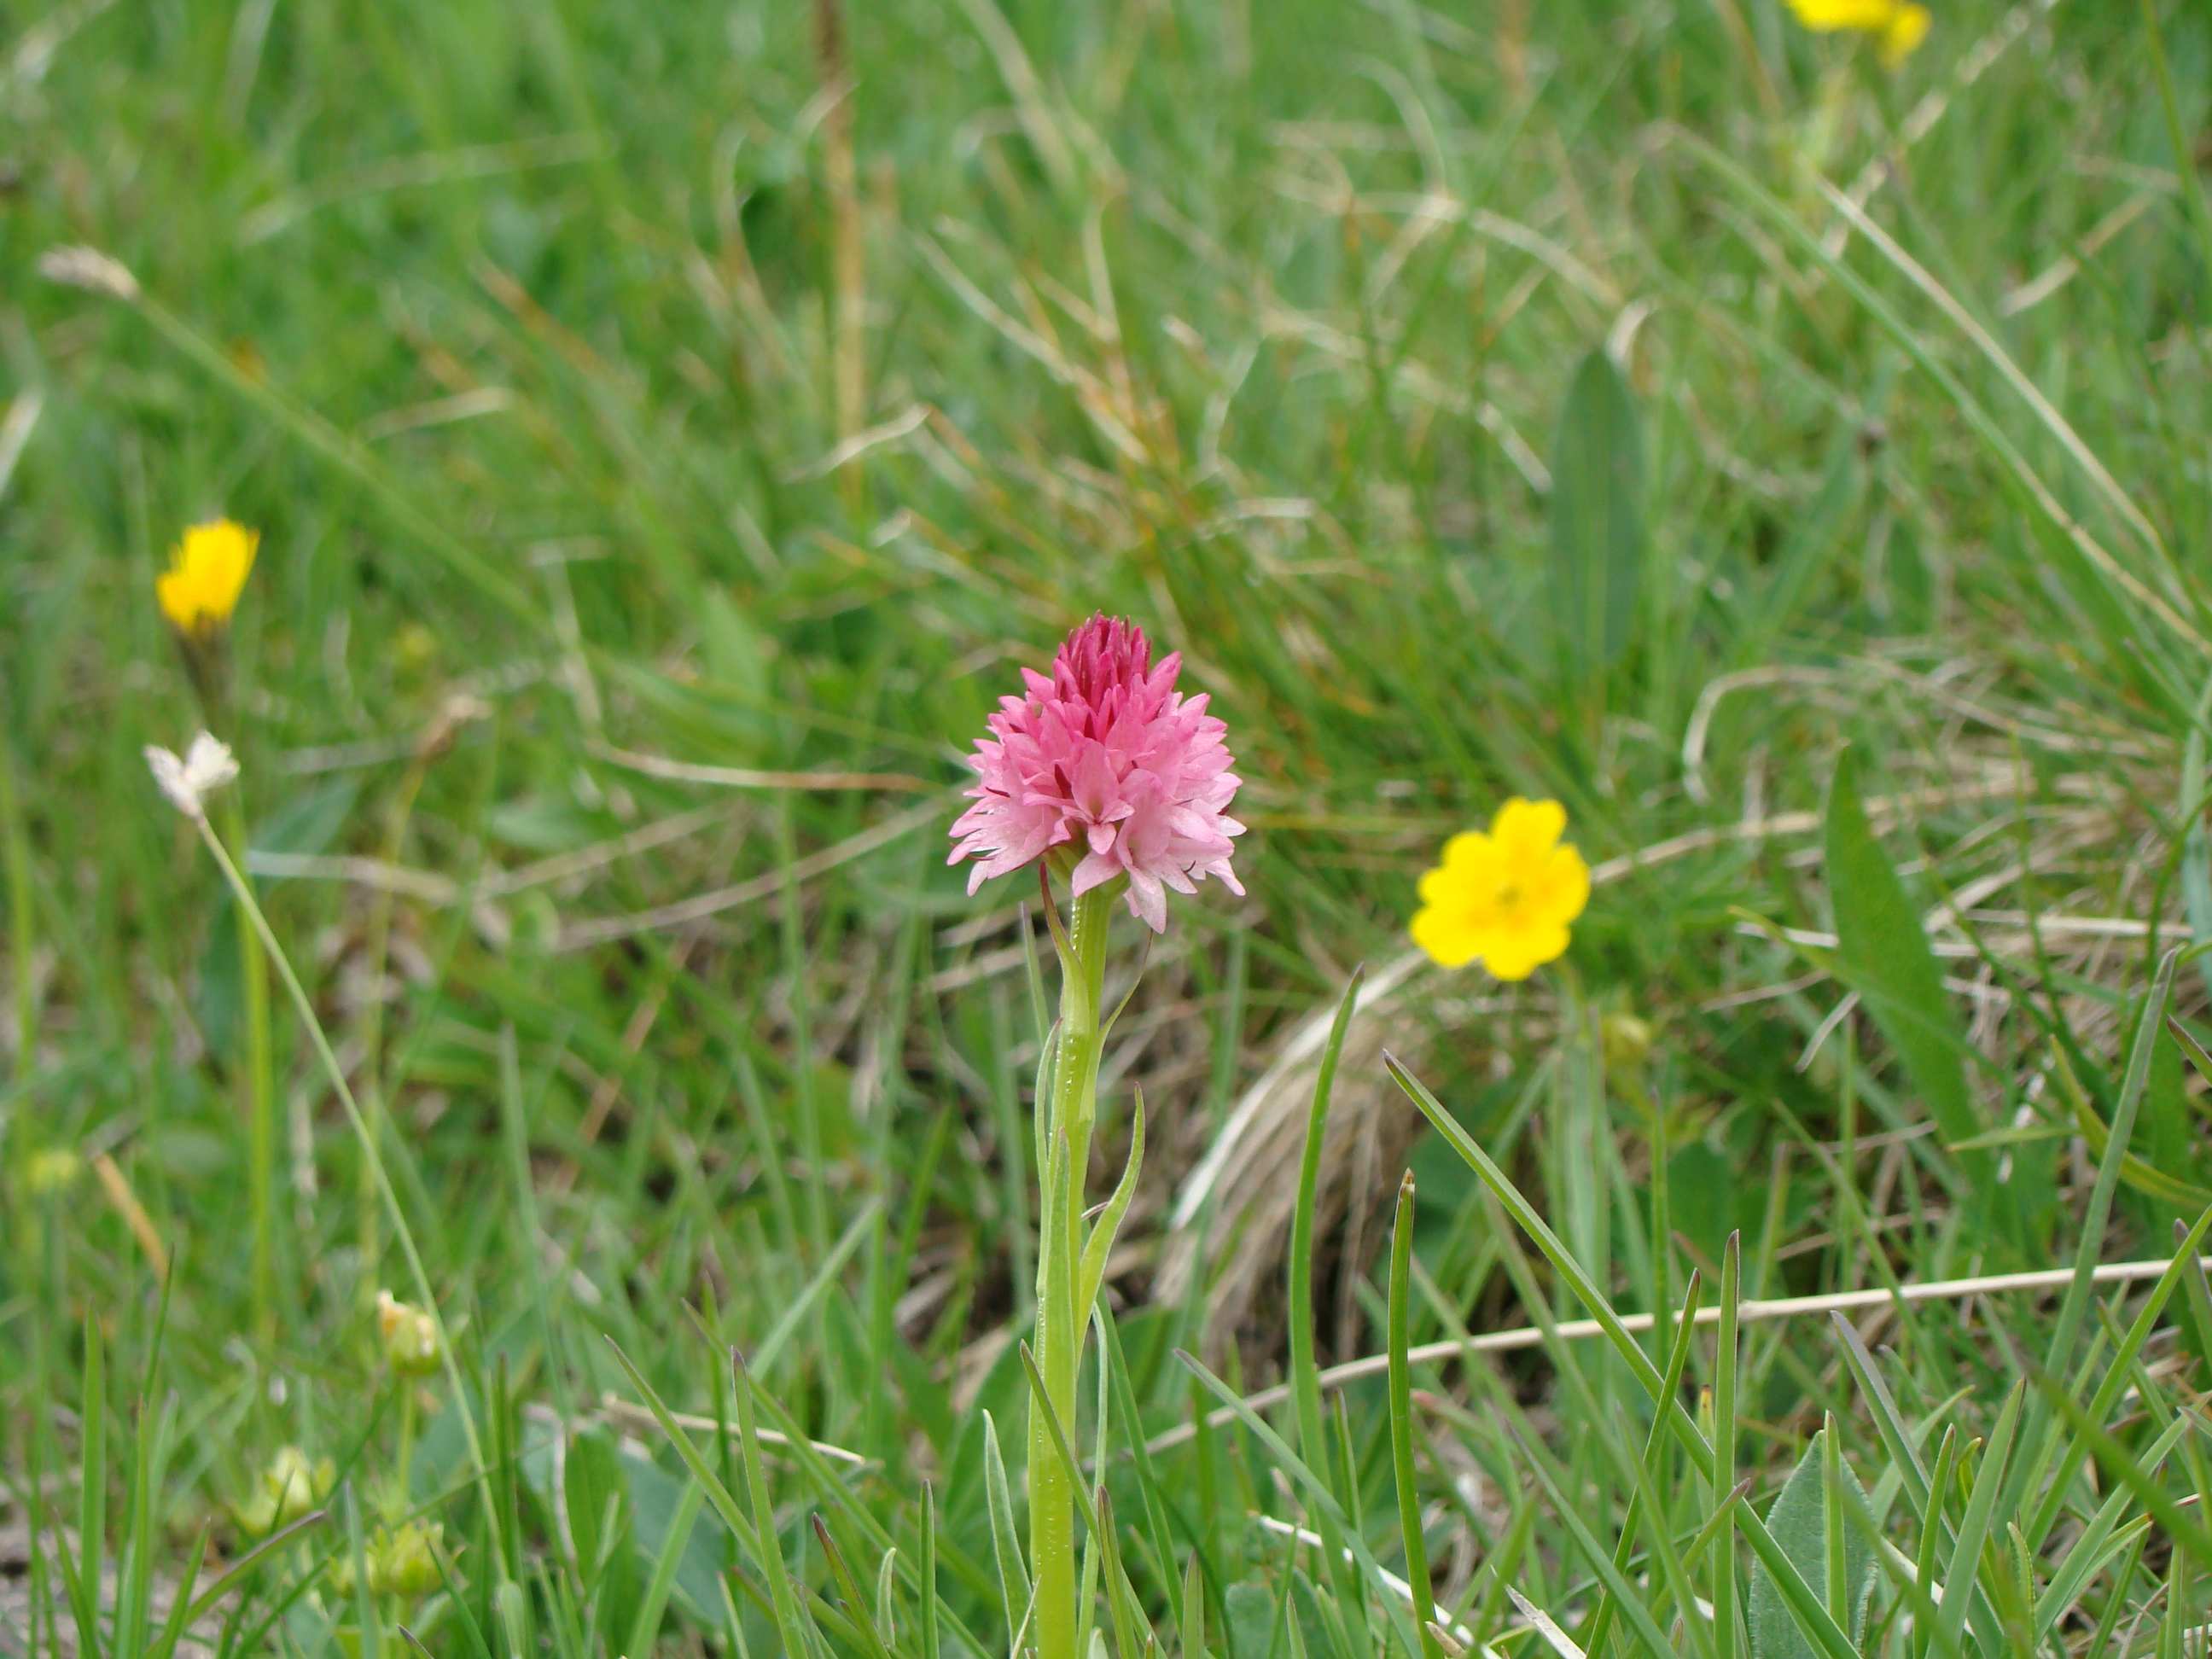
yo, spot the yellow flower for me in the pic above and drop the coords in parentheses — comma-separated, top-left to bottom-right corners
(1411, 798, 1590, 981)
(156, 519, 258, 636)
(1785, 0, 1930, 67)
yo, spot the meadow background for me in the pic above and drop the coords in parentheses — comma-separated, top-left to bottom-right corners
(5, 0, 2212, 1655)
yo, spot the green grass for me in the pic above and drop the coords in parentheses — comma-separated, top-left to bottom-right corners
(6, 0, 2212, 1655)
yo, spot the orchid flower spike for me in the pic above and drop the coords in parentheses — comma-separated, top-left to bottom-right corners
(949, 614, 1244, 931)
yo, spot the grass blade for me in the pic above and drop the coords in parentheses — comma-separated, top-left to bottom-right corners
(812, 1515, 893, 1659)
(1386, 1173, 1440, 1659)
(1936, 1381, 2024, 1655)
(735, 1349, 816, 1659)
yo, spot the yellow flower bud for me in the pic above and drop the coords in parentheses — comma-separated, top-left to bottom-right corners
(1600, 1011, 1654, 1072)
(24, 1148, 83, 1195)
(235, 1445, 334, 1536)
(366, 1520, 445, 1600)
(375, 1290, 441, 1378)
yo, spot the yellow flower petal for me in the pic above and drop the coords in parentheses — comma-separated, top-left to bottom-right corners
(1488, 796, 1567, 861)
(1409, 905, 1485, 969)
(1880, 3, 1930, 65)
(1533, 842, 1592, 922)
(1409, 798, 1589, 979)
(1477, 924, 1570, 983)
(1785, 0, 1929, 63)
(157, 519, 258, 635)
(1785, 0, 1899, 30)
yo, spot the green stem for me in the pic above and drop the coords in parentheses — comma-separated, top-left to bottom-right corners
(0, 723, 32, 1084)
(0, 716, 34, 1262)
(190, 807, 501, 1562)
(359, 760, 428, 1286)
(393, 1383, 416, 1522)
(222, 789, 279, 1343)
(1029, 879, 1113, 1659)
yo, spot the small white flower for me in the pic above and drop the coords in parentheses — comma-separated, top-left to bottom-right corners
(144, 731, 239, 821)
(37, 245, 141, 302)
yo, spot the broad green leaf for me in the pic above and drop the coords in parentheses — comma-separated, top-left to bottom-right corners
(624, 1446, 725, 1623)
(627, 1477, 707, 1659)
(565, 1429, 642, 1645)
(1734, 421, 1868, 670)
(1823, 748, 1987, 1178)
(1547, 347, 1644, 688)
(1748, 1433, 1874, 1659)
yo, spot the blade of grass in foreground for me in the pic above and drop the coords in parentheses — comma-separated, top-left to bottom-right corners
(1580, 1271, 1705, 1659)
(2021, 1200, 2212, 1551)
(2031, 1367, 2212, 1571)
(1387, 1054, 1863, 1659)
(1174, 1347, 1423, 1659)
(1386, 1172, 1441, 1659)
(1289, 969, 1370, 1651)
(2001, 950, 2181, 1551)
(1713, 1231, 1738, 1659)
(735, 1349, 816, 1659)
(1507, 1420, 1684, 1659)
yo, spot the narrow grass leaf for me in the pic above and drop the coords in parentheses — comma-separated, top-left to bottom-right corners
(1388, 1057, 1862, 1659)
(143, 1528, 207, 1659)
(755, 1196, 884, 1376)
(1828, 1316, 1931, 1520)
(184, 1508, 329, 1625)
(2023, 1201, 2212, 1551)
(602, 1339, 763, 1563)
(1581, 1270, 1703, 1659)
(1173, 1348, 1422, 1659)
(1386, 1173, 1441, 1659)
(1714, 1234, 1740, 1659)
(1098, 1307, 1183, 1625)
(1508, 1425, 1681, 1659)
(812, 1516, 894, 1659)
(876, 1545, 899, 1649)
(734, 1350, 817, 1659)
(2030, 1370, 2212, 1570)
(921, 1487, 940, 1659)
(1508, 1586, 1588, 1659)
(1936, 1381, 2024, 1654)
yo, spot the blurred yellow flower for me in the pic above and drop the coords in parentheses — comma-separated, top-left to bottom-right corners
(376, 1289, 442, 1377)
(156, 519, 258, 636)
(1411, 798, 1590, 981)
(233, 1445, 334, 1536)
(1786, 0, 1930, 66)
(25, 1147, 83, 1195)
